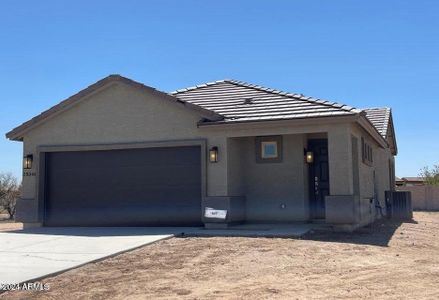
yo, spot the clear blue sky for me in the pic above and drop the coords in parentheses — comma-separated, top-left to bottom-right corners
(1, 1, 438, 180)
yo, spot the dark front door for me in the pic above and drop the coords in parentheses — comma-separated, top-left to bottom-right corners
(308, 139, 330, 219)
(43, 146, 202, 226)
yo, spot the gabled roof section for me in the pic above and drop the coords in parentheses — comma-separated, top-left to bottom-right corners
(171, 79, 362, 124)
(363, 108, 390, 137)
(6, 75, 223, 141)
(364, 107, 397, 155)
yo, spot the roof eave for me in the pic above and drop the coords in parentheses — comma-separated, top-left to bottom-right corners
(197, 113, 359, 128)
(387, 111, 398, 155)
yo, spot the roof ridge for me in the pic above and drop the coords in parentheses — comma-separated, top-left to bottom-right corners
(172, 78, 361, 114)
(170, 79, 227, 94)
(223, 79, 361, 114)
(363, 107, 391, 110)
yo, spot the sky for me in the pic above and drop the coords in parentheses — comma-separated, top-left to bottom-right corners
(0, 0, 438, 180)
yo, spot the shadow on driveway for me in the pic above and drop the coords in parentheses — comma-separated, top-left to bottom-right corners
(3, 227, 202, 237)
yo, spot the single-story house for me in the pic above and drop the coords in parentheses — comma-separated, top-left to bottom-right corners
(396, 177, 426, 187)
(6, 75, 397, 231)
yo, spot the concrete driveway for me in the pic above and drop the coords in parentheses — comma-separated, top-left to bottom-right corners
(0, 224, 317, 284)
(0, 227, 194, 284)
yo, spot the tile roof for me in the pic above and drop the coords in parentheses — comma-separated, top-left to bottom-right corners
(6, 75, 394, 151)
(363, 107, 391, 138)
(402, 177, 425, 182)
(171, 80, 362, 124)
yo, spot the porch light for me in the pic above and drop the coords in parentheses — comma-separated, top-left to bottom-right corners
(305, 151, 314, 164)
(209, 146, 219, 163)
(23, 154, 33, 169)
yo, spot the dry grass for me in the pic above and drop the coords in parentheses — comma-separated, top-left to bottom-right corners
(2, 212, 439, 300)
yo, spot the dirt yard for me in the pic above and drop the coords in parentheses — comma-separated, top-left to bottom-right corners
(1, 212, 439, 300)
(0, 214, 21, 232)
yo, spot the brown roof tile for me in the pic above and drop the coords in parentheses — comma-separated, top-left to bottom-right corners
(172, 79, 362, 124)
(363, 107, 391, 138)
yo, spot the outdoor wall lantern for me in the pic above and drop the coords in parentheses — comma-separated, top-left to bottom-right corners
(23, 154, 33, 169)
(304, 150, 314, 164)
(209, 146, 219, 163)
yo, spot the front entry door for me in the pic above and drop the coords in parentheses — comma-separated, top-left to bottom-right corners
(308, 139, 330, 219)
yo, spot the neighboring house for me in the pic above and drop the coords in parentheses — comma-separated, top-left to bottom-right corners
(395, 177, 404, 187)
(397, 177, 426, 187)
(6, 75, 398, 231)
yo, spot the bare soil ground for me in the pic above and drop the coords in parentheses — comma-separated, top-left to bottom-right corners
(2, 212, 439, 300)
(0, 214, 20, 232)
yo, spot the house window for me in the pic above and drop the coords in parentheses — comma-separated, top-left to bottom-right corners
(256, 136, 282, 163)
(261, 141, 278, 158)
(361, 137, 373, 166)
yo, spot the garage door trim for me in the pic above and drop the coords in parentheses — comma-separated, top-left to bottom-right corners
(37, 139, 207, 224)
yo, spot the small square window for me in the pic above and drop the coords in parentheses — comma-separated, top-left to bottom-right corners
(255, 136, 282, 163)
(261, 141, 278, 158)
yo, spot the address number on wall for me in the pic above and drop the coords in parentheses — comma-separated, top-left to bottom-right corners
(204, 207, 227, 219)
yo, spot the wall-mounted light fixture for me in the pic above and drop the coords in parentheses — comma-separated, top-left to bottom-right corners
(23, 154, 33, 169)
(304, 149, 314, 164)
(209, 146, 219, 163)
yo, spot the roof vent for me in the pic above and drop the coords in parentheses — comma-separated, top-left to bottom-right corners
(243, 98, 254, 104)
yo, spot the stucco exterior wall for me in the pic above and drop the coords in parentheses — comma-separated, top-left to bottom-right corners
(350, 123, 394, 225)
(328, 124, 354, 195)
(20, 82, 228, 222)
(237, 134, 308, 222)
(226, 138, 245, 196)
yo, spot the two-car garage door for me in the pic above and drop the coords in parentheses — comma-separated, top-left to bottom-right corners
(43, 146, 202, 226)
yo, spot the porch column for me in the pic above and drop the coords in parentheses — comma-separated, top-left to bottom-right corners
(206, 136, 228, 196)
(327, 124, 354, 195)
(204, 136, 246, 228)
(326, 124, 359, 228)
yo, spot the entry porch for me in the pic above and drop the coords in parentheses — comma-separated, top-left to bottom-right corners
(203, 126, 363, 230)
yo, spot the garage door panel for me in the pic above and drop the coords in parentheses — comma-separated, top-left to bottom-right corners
(44, 146, 202, 226)
(49, 165, 200, 188)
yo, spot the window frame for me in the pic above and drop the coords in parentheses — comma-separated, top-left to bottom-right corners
(361, 136, 374, 166)
(255, 135, 283, 163)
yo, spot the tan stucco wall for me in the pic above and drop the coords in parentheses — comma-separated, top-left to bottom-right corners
(21, 82, 230, 210)
(227, 137, 245, 196)
(351, 123, 394, 225)
(235, 134, 309, 222)
(328, 124, 354, 195)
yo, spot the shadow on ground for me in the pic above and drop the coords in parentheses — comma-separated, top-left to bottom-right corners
(303, 218, 418, 247)
(2, 227, 200, 237)
(1, 218, 418, 244)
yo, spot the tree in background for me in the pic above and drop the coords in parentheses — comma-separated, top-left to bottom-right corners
(0, 173, 20, 219)
(419, 165, 439, 186)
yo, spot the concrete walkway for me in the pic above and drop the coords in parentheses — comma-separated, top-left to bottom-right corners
(0, 227, 190, 284)
(187, 223, 325, 238)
